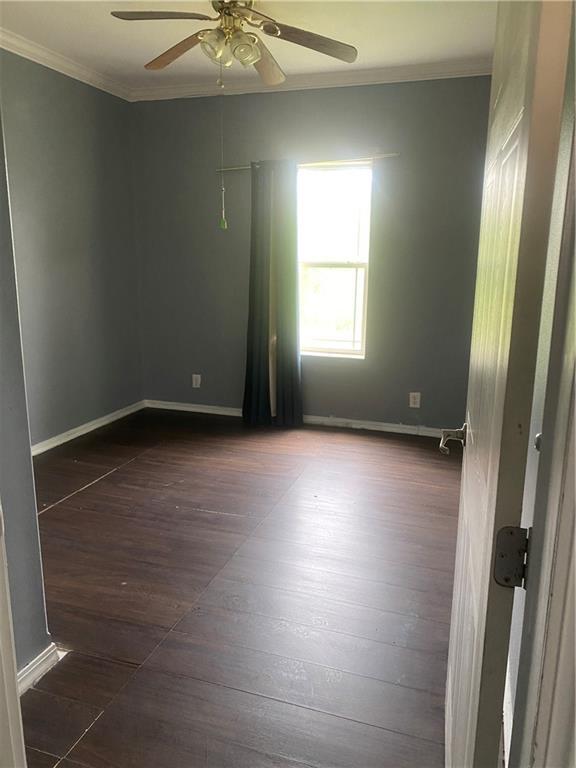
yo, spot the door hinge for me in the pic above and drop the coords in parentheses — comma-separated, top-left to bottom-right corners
(494, 526, 532, 589)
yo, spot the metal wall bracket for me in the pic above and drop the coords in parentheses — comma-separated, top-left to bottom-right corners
(494, 526, 531, 589)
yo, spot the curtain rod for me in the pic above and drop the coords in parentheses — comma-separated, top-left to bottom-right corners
(216, 153, 399, 172)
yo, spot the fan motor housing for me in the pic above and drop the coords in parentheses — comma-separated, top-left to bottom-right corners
(212, 1, 253, 13)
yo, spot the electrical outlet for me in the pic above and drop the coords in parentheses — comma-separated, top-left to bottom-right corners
(192, 374, 202, 389)
(409, 391, 421, 408)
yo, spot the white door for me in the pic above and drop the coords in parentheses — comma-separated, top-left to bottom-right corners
(445, 3, 572, 766)
(0, 503, 26, 768)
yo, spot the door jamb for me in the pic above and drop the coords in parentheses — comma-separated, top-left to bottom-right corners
(509, 113, 575, 767)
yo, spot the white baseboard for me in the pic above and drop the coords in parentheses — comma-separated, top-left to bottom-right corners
(30, 399, 441, 456)
(31, 401, 144, 456)
(146, 401, 441, 437)
(142, 399, 242, 418)
(17, 642, 59, 695)
(303, 414, 442, 437)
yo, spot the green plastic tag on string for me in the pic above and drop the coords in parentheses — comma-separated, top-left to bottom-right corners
(220, 184, 228, 230)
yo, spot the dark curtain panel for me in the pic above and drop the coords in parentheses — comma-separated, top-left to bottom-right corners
(242, 162, 273, 426)
(242, 160, 303, 427)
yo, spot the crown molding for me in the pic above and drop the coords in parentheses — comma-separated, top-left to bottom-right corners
(129, 57, 492, 102)
(0, 27, 132, 101)
(0, 27, 491, 103)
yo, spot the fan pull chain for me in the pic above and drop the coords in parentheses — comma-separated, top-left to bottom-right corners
(218, 66, 228, 230)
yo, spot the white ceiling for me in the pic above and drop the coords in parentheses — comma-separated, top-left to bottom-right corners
(0, 1, 496, 101)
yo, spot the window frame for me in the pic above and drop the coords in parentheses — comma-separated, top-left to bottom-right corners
(297, 161, 372, 360)
(298, 261, 369, 358)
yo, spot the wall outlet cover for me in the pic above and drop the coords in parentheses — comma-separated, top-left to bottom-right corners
(409, 391, 421, 408)
(192, 374, 202, 388)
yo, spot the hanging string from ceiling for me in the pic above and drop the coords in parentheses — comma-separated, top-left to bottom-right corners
(218, 61, 228, 230)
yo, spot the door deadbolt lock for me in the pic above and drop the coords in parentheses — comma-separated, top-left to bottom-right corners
(439, 423, 467, 455)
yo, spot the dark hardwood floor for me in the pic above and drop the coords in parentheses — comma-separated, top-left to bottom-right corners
(21, 409, 461, 767)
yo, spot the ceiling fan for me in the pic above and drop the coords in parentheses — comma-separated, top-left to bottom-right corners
(111, 1, 358, 86)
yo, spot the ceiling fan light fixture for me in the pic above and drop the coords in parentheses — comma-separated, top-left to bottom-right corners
(229, 29, 261, 65)
(199, 27, 226, 61)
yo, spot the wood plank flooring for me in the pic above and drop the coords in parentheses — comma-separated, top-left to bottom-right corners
(21, 409, 461, 767)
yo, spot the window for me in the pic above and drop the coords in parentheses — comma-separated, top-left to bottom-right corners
(297, 162, 372, 358)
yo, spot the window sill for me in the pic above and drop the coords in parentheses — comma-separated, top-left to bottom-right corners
(300, 351, 366, 360)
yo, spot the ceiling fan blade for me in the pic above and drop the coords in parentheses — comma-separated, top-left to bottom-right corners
(145, 30, 205, 70)
(111, 11, 213, 21)
(253, 36, 286, 86)
(263, 22, 357, 64)
(233, 7, 357, 63)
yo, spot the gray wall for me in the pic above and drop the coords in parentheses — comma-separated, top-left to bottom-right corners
(0, 51, 142, 445)
(0, 110, 51, 669)
(1, 58, 489, 441)
(133, 77, 489, 428)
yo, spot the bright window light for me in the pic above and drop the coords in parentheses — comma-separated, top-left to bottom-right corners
(297, 163, 372, 357)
